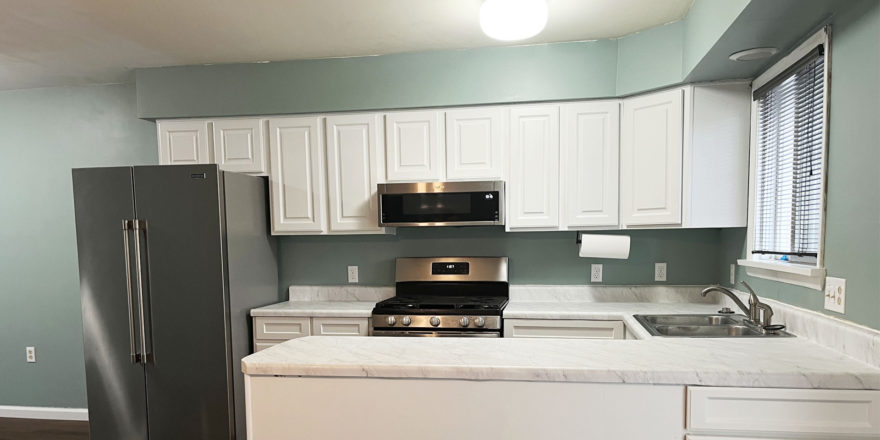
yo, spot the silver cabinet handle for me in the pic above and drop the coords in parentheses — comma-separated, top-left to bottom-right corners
(122, 220, 140, 364)
(133, 219, 153, 364)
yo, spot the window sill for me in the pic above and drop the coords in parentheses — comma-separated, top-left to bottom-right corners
(737, 259, 826, 290)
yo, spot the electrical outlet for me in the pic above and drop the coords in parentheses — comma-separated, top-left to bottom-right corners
(654, 263, 667, 282)
(730, 264, 736, 285)
(26, 346, 35, 363)
(590, 264, 603, 283)
(824, 277, 846, 314)
(347, 266, 359, 283)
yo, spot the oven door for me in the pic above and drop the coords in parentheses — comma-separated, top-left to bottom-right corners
(378, 181, 504, 227)
(372, 330, 501, 337)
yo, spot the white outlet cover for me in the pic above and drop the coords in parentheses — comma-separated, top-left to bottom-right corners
(730, 264, 736, 285)
(654, 262, 667, 282)
(347, 266, 359, 283)
(590, 264, 603, 283)
(26, 346, 35, 363)
(824, 276, 846, 314)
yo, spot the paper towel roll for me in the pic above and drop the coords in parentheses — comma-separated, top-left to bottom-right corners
(578, 234, 630, 259)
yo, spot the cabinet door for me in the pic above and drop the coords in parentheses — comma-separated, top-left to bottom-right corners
(157, 120, 211, 165)
(503, 319, 624, 339)
(311, 318, 369, 336)
(268, 117, 326, 233)
(384, 111, 444, 182)
(212, 118, 267, 174)
(445, 107, 505, 180)
(254, 317, 312, 340)
(507, 105, 560, 229)
(561, 101, 620, 228)
(325, 114, 383, 233)
(620, 88, 683, 226)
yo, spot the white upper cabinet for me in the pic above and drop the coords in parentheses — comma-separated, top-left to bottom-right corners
(325, 114, 385, 233)
(507, 105, 560, 230)
(268, 117, 326, 234)
(157, 120, 211, 165)
(384, 111, 445, 182)
(560, 101, 620, 229)
(445, 107, 506, 181)
(212, 118, 268, 174)
(620, 88, 684, 226)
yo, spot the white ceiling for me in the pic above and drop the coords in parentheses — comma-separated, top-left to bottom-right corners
(0, 0, 693, 91)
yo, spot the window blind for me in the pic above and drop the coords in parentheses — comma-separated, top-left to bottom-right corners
(752, 45, 825, 258)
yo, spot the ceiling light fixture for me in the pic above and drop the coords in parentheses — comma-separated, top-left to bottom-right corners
(480, 0, 548, 42)
(729, 47, 779, 62)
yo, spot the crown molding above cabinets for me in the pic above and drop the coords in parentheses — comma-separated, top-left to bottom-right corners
(154, 81, 749, 236)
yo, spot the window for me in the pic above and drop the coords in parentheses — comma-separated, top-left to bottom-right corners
(740, 28, 829, 289)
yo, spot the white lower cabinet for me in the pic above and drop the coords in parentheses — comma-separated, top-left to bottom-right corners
(252, 316, 369, 352)
(504, 319, 624, 339)
(687, 386, 880, 438)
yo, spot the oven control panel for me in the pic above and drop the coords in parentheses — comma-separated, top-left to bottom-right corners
(431, 262, 469, 275)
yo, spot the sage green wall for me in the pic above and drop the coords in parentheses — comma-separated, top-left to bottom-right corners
(615, 21, 684, 96)
(135, 40, 619, 119)
(719, 0, 880, 330)
(681, 0, 751, 75)
(0, 83, 157, 407)
(279, 228, 722, 287)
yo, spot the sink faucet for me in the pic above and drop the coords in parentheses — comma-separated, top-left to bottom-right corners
(701, 281, 774, 327)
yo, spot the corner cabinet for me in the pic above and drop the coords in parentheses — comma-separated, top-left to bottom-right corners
(325, 114, 385, 234)
(620, 88, 684, 226)
(506, 105, 560, 230)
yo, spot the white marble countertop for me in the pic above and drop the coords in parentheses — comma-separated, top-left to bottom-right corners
(250, 301, 376, 318)
(241, 335, 880, 390)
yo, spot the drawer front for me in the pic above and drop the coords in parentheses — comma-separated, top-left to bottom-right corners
(253, 341, 279, 352)
(687, 436, 786, 440)
(688, 386, 880, 436)
(311, 318, 369, 336)
(254, 317, 311, 340)
(503, 319, 624, 339)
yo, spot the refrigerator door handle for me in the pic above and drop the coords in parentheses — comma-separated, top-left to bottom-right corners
(133, 219, 153, 364)
(122, 220, 140, 364)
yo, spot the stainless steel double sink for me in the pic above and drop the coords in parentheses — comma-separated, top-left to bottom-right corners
(634, 314, 793, 338)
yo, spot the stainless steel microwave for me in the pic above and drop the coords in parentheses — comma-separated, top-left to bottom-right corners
(377, 181, 504, 227)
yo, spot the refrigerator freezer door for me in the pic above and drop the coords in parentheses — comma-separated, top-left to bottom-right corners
(132, 165, 234, 439)
(72, 167, 148, 440)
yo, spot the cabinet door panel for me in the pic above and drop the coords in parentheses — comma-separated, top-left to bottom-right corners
(446, 107, 505, 180)
(326, 114, 383, 232)
(213, 118, 267, 174)
(621, 89, 683, 226)
(504, 319, 624, 339)
(268, 117, 326, 233)
(157, 120, 211, 165)
(561, 101, 619, 228)
(507, 105, 560, 229)
(385, 111, 444, 181)
(311, 318, 369, 336)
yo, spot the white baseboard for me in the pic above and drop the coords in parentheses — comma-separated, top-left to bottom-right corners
(0, 406, 88, 421)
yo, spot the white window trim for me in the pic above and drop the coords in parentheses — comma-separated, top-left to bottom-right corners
(738, 27, 830, 290)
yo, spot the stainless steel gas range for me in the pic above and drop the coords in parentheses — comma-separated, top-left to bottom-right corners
(372, 257, 509, 337)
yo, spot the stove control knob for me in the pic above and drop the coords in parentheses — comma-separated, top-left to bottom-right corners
(459, 317, 470, 327)
(430, 316, 441, 327)
(474, 317, 486, 328)
(386, 316, 396, 326)
(401, 316, 412, 326)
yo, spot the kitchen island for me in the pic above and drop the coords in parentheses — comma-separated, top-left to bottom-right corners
(242, 316, 880, 440)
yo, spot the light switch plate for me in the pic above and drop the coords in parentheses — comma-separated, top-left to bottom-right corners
(590, 264, 603, 283)
(347, 266, 359, 283)
(654, 263, 667, 282)
(824, 277, 845, 314)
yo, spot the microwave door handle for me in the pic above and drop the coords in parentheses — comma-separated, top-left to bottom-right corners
(122, 220, 140, 364)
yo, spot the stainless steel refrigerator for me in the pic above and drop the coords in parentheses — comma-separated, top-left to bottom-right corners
(72, 165, 279, 440)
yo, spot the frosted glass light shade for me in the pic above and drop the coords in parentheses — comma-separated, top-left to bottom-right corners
(479, 0, 548, 42)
